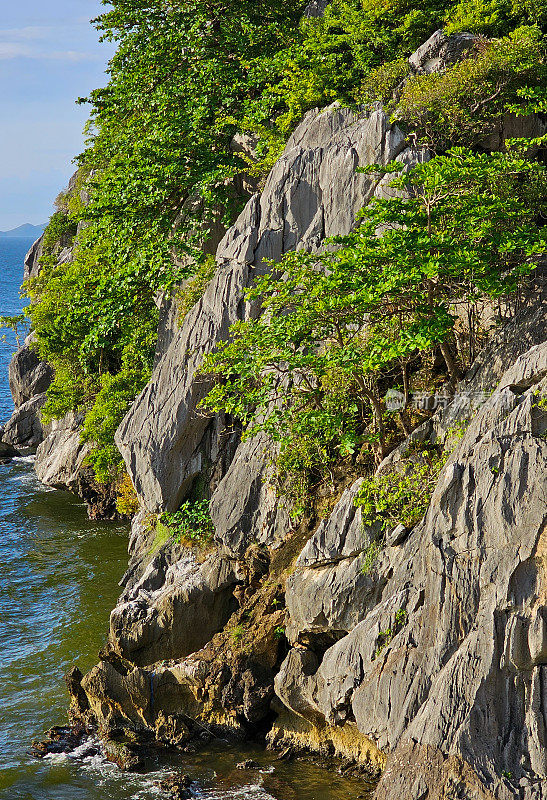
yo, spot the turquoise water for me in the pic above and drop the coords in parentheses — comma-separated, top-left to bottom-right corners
(0, 240, 369, 799)
(0, 238, 131, 799)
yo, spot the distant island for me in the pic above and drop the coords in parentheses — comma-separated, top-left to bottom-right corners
(0, 223, 46, 239)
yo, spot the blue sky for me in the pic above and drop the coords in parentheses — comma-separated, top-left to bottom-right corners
(0, 0, 114, 230)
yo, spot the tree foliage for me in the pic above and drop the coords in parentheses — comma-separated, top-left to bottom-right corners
(26, 0, 547, 492)
(201, 148, 546, 504)
(394, 26, 547, 149)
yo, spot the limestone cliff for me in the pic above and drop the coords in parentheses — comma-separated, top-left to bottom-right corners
(21, 28, 547, 800)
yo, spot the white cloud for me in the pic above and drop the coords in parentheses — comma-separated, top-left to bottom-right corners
(0, 26, 53, 40)
(0, 41, 98, 62)
(0, 21, 101, 61)
(0, 43, 33, 59)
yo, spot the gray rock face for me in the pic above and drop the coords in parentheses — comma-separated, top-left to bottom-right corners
(304, 0, 331, 17)
(9, 339, 53, 408)
(276, 338, 547, 798)
(209, 433, 290, 559)
(116, 104, 424, 525)
(1, 341, 53, 451)
(77, 101, 429, 746)
(24, 235, 44, 281)
(1, 393, 47, 449)
(34, 412, 90, 491)
(408, 29, 479, 74)
(285, 481, 386, 644)
(110, 547, 238, 666)
(34, 411, 119, 518)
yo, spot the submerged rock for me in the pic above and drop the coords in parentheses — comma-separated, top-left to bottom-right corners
(155, 773, 193, 800)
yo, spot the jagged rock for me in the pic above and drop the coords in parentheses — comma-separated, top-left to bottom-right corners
(35, 412, 90, 490)
(24, 235, 43, 281)
(275, 340, 547, 797)
(9, 338, 53, 408)
(66, 666, 90, 724)
(116, 103, 425, 520)
(34, 412, 118, 518)
(210, 433, 290, 558)
(1, 393, 47, 449)
(408, 29, 479, 74)
(1, 335, 53, 451)
(236, 759, 261, 770)
(304, 0, 331, 17)
(102, 736, 146, 772)
(109, 548, 239, 666)
(285, 482, 386, 644)
(386, 524, 407, 547)
(30, 726, 89, 759)
(156, 773, 193, 800)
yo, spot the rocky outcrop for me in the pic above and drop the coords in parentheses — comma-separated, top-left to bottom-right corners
(283, 480, 386, 646)
(34, 412, 89, 490)
(8, 336, 53, 408)
(405, 29, 547, 151)
(73, 305, 546, 788)
(273, 331, 547, 799)
(61, 28, 547, 800)
(0, 314, 53, 455)
(1, 393, 48, 449)
(24, 235, 44, 281)
(116, 103, 426, 516)
(408, 29, 479, 74)
(109, 544, 239, 667)
(304, 0, 331, 17)
(34, 412, 118, 518)
(0, 233, 53, 455)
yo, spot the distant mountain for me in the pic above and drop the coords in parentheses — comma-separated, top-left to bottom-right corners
(0, 223, 46, 239)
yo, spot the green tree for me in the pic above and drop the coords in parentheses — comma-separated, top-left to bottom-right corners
(201, 148, 546, 501)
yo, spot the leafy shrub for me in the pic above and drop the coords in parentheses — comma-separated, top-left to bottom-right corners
(395, 26, 547, 149)
(177, 256, 217, 324)
(361, 539, 383, 575)
(444, 0, 547, 35)
(40, 210, 77, 265)
(244, 0, 450, 138)
(0, 314, 29, 348)
(116, 472, 140, 517)
(355, 450, 446, 532)
(160, 500, 215, 549)
(357, 57, 411, 106)
(231, 624, 245, 643)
